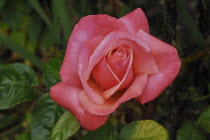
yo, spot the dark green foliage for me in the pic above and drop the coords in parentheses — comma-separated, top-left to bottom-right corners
(197, 106, 210, 133)
(0, 63, 38, 109)
(43, 57, 63, 90)
(81, 124, 118, 140)
(31, 94, 65, 140)
(177, 120, 207, 140)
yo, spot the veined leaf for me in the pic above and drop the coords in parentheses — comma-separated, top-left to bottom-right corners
(51, 112, 80, 140)
(0, 63, 38, 109)
(43, 56, 63, 90)
(31, 94, 65, 140)
(119, 120, 169, 140)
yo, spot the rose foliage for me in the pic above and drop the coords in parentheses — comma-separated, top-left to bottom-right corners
(50, 8, 181, 130)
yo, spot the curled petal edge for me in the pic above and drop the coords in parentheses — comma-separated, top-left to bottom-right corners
(50, 82, 108, 130)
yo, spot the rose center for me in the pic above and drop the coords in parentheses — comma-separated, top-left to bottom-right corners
(108, 46, 128, 60)
(112, 49, 124, 59)
(91, 45, 133, 91)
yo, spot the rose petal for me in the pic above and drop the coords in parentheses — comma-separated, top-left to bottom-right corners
(120, 8, 149, 33)
(132, 45, 159, 75)
(78, 30, 149, 104)
(60, 14, 125, 86)
(102, 67, 134, 99)
(78, 36, 105, 104)
(92, 57, 120, 90)
(107, 47, 130, 80)
(92, 48, 133, 92)
(50, 82, 108, 130)
(79, 74, 147, 115)
(88, 30, 150, 78)
(102, 48, 134, 99)
(107, 56, 133, 86)
(136, 29, 181, 104)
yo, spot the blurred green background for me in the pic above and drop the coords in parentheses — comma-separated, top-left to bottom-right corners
(0, 0, 209, 140)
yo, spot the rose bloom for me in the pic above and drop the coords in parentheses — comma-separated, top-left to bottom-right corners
(50, 8, 181, 130)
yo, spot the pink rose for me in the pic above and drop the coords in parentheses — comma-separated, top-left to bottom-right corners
(50, 8, 181, 130)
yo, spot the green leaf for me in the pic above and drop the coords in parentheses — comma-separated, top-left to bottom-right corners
(0, 63, 38, 109)
(177, 120, 207, 140)
(81, 124, 118, 140)
(0, 33, 44, 70)
(52, 0, 71, 44)
(15, 133, 30, 140)
(28, 0, 53, 31)
(28, 0, 61, 44)
(177, 0, 208, 49)
(31, 94, 65, 140)
(196, 105, 210, 133)
(26, 15, 42, 52)
(119, 120, 169, 140)
(0, 0, 5, 9)
(0, 0, 24, 30)
(51, 112, 80, 140)
(51, 1, 62, 42)
(43, 56, 63, 89)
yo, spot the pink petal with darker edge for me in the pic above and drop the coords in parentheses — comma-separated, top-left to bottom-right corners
(136, 29, 181, 104)
(50, 82, 108, 131)
(78, 36, 105, 104)
(132, 44, 159, 75)
(120, 8, 149, 33)
(79, 74, 147, 115)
